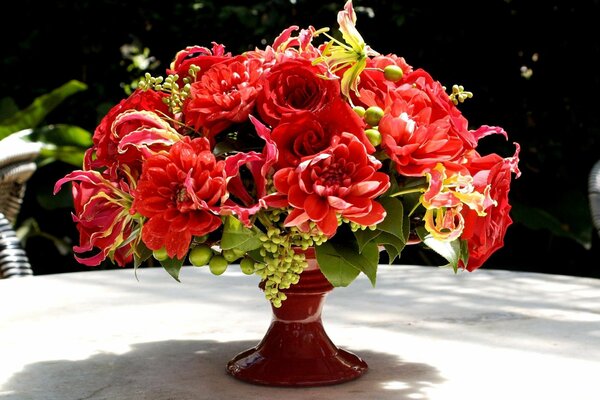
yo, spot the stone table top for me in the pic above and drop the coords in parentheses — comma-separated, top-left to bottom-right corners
(1, 264, 599, 400)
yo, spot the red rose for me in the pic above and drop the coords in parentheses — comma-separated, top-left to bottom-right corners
(460, 145, 521, 271)
(256, 57, 340, 127)
(268, 133, 390, 237)
(271, 112, 332, 169)
(183, 56, 263, 142)
(271, 97, 371, 168)
(133, 137, 228, 259)
(271, 97, 375, 168)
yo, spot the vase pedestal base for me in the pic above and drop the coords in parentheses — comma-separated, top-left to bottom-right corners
(226, 250, 368, 386)
(226, 321, 368, 386)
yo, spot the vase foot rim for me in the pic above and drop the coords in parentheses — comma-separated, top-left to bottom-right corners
(226, 347, 368, 387)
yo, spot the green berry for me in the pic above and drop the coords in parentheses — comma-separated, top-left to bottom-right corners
(365, 128, 382, 146)
(240, 257, 255, 275)
(223, 247, 246, 262)
(194, 234, 208, 243)
(153, 247, 169, 261)
(364, 106, 384, 126)
(189, 244, 213, 266)
(352, 106, 366, 117)
(209, 255, 228, 275)
(383, 65, 404, 82)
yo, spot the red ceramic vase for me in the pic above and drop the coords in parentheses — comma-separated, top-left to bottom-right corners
(226, 248, 368, 386)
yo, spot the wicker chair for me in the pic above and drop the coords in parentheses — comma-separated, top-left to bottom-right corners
(0, 131, 41, 278)
(590, 160, 600, 239)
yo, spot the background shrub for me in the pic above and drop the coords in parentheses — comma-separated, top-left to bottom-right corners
(1, 0, 598, 277)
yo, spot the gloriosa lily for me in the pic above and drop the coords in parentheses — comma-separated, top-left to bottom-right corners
(313, 0, 379, 99)
(114, 109, 182, 159)
(422, 163, 496, 215)
(421, 163, 496, 240)
(424, 205, 465, 242)
(53, 170, 142, 266)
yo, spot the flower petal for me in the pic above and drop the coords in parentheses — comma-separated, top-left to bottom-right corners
(305, 194, 330, 221)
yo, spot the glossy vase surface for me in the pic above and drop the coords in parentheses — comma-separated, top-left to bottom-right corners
(226, 248, 368, 386)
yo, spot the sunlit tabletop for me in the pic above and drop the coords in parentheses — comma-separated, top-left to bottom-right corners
(1, 264, 599, 400)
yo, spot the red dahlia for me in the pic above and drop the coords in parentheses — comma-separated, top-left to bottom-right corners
(133, 137, 227, 259)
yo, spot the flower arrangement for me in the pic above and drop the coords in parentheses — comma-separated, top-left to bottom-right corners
(55, 0, 520, 307)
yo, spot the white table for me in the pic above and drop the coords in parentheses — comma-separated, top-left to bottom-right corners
(1, 265, 599, 400)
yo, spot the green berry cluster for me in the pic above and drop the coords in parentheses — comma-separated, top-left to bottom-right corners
(353, 105, 384, 147)
(153, 238, 258, 277)
(347, 219, 378, 232)
(350, 65, 406, 148)
(137, 64, 201, 114)
(448, 84, 473, 105)
(188, 243, 257, 276)
(254, 214, 328, 308)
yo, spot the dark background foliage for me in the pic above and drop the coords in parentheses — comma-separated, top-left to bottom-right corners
(1, 0, 599, 277)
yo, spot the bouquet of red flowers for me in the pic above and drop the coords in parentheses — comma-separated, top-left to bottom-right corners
(55, 0, 520, 307)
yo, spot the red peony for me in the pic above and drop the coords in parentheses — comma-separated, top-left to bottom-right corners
(183, 56, 263, 142)
(378, 94, 466, 177)
(166, 43, 231, 82)
(133, 137, 228, 259)
(402, 69, 477, 149)
(352, 54, 413, 108)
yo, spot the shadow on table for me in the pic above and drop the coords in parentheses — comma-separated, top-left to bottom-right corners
(2, 339, 444, 400)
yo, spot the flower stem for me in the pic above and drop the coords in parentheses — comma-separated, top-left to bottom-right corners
(390, 186, 426, 197)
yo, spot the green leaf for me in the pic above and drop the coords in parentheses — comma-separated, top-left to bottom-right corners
(511, 201, 592, 249)
(353, 197, 410, 265)
(315, 242, 361, 287)
(354, 227, 407, 264)
(220, 215, 262, 252)
(0, 97, 19, 120)
(353, 228, 381, 253)
(29, 124, 93, 147)
(19, 124, 92, 167)
(376, 231, 406, 263)
(134, 241, 153, 270)
(378, 197, 408, 243)
(132, 241, 153, 282)
(415, 225, 428, 241)
(334, 240, 379, 286)
(15, 217, 72, 255)
(212, 138, 238, 156)
(0, 80, 88, 140)
(39, 145, 86, 167)
(160, 257, 184, 282)
(422, 236, 466, 272)
(247, 248, 265, 263)
(459, 239, 469, 268)
(402, 191, 422, 219)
